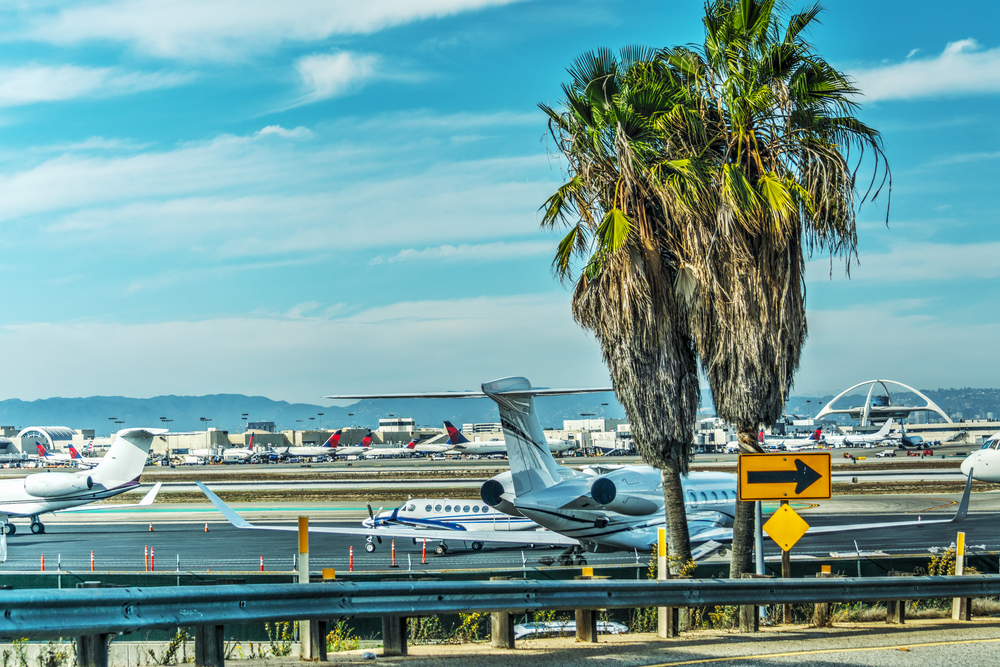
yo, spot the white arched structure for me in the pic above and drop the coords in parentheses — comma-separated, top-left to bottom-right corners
(15, 426, 77, 449)
(815, 380, 952, 426)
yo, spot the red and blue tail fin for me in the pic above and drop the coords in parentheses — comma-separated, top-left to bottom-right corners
(812, 429, 822, 441)
(444, 421, 469, 445)
(248, 433, 255, 451)
(405, 439, 417, 449)
(360, 431, 372, 447)
(323, 430, 342, 448)
(68, 445, 80, 459)
(36, 443, 48, 457)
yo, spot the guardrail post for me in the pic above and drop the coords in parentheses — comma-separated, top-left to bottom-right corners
(295, 517, 327, 661)
(656, 528, 679, 638)
(738, 573, 770, 632)
(813, 570, 838, 627)
(489, 577, 514, 649)
(194, 625, 225, 667)
(885, 571, 911, 624)
(952, 531, 972, 621)
(574, 569, 607, 643)
(76, 634, 110, 667)
(381, 616, 407, 656)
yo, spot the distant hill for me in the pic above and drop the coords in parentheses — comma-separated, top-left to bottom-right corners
(0, 393, 625, 435)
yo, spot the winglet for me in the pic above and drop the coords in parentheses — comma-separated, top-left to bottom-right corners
(196, 481, 255, 529)
(138, 482, 162, 506)
(952, 471, 972, 523)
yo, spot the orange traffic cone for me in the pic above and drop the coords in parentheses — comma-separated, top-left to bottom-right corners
(204, 523, 209, 532)
(148, 523, 153, 532)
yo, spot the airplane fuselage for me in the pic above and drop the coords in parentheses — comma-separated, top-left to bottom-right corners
(369, 498, 537, 532)
(961, 432, 1000, 482)
(0, 475, 139, 518)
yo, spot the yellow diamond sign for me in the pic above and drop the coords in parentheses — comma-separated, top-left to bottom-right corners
(762, 504, 810, 551)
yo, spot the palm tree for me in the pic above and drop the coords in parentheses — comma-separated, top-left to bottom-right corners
(539, 47, 708, 570)
(662, 0, 891, 577)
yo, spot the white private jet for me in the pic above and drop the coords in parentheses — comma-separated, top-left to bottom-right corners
(199, 378, 970, 560)
(822, 419, 894, 448)
(0, 427, 164, 552)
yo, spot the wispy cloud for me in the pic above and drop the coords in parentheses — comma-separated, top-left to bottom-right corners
(370, 240, 551, 265)
(806, 241, 1000, 283)
(0, 293, 606, 403)
(295, 51, 379, 103)
(26, 0, 528, 60)
(0, 64, 191, 107)
(256, 125, 314, 140)
(850, 39, 1000, 101)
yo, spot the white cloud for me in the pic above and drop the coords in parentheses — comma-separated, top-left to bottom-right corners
(0, 293, 606, 403)
(26, 0, 528, 60)
(256, 125, 314, 139)
(370, 240, 552, 265)
(0, 64, 191, 107)
(796, 301, 1000, 396)
(295, 52, 379, 102)
(850, 38, 1000, 101)
(806, 241, 1000, 283)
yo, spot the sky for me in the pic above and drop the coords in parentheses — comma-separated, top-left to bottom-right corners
(0, 0, 996, 404)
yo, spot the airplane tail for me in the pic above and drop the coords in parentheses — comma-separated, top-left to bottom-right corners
(248, 433, 255, 451)
(324, 430, 342, 448)
(405, 439, 417, 450)
(360, 431, 372, 447)
(68, 445, 80, 459)
(812, 429, 821, 441)
(481, 377, 565, 496)
(36, 443, 47, 457)
(444, 421, 470, 445)
(876, 419, 893, 437)
(90, 428, 167, 488)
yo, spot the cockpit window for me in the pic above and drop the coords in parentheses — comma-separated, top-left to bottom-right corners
(992, 440, 1000, 450)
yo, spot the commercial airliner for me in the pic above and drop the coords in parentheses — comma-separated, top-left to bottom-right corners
(961, 432, 1000, 481)
(823, 419, 894, 448)
(0, 428, 164, 548)
(444, 421, 576, 456)
(275, 430, 341, 459)
(759, 429, 822, 451)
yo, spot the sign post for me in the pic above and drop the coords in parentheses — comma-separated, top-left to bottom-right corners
(739, 453, 831, 625)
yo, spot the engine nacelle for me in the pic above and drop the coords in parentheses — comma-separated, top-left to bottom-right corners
(590, 473, 660, 516)
(480, 472, 524, 517)
(24, 473, 93, 498)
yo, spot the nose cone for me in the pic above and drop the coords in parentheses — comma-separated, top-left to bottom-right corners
(960, 453, 977, 478)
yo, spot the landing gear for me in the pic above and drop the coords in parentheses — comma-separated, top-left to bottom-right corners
(30, 517, 44, 535)
(434, 543, 449, 555)
(2, 523, 14, 536)
(557, 545, 583, 566)
(471, 541, 484, 551)
(365, 542, 376, 553)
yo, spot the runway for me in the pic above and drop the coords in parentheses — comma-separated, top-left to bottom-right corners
(2, 490, 995, 573)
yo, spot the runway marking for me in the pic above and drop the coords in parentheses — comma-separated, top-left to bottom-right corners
(903, 497, 956, 513)
(643, 636, 1000, 666)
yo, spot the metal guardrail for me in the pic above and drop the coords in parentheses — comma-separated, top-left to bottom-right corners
(1, 575, 999, 638)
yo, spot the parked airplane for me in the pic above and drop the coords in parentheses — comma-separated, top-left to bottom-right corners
(328, 430, 374, 458)
(759, 429, 822, 451)
(361, 439, 419, 459)
(444, 421, 576, 456)
(895, 424, 925, 449)
(200, 378, 970, 560)
(961, 432, 1000, 481)
(274, 430, 341, 459)
(822, 419, 894, 448)
(361, 497, 539, 552)
(0, 427, 165, 550)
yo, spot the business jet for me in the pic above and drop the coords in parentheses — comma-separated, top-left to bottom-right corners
(360, 498, 539, 552)
(0, 427, 164, 551)
(200, 378, 970, 560)
(961, 432, 1000, 481)
(274, 430, 341, 459)
(822, 419, 893, 448)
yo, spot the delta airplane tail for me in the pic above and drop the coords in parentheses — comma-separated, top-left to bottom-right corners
(248, 433, 255, 451)
(324, 430, 342, 448)
(360, 431, 373, 448)
(444, 421, 470, 445)
(90, 428, 167, 487)
(36, 443, 47, 457)
(811, 429, 822, 441)
(68, 445, 80, 459)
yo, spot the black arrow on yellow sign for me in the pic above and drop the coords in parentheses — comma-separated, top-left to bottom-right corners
(747, 458, 823, 494)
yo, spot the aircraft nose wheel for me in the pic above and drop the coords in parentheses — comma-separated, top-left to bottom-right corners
(2, 523, 14, 535)
(471, 541, 484, 551)
(434, 543, 448, 555)
(365, 542, 376, 553)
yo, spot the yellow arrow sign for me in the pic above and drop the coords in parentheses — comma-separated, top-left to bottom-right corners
(738, 453, 831, 501)
(763, 504, 810, 551)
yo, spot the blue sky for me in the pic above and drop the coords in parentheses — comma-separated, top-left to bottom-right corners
(0, 0, 996, 403)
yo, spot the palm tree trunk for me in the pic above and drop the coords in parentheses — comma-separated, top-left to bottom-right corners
(729, 426, 762, 578)
(661, 463, 690, 573)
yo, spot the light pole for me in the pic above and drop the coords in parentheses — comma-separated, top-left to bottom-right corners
(348, 413, 354, 428)
(242, 413, 249, 432)
(317, 413, 324, 429)
(200, 417, 212, 449)
(108, 417, 117, 438)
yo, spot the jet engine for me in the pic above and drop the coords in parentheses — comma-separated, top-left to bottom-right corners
(480, 472, 525, 517)
(24, 473, 93, 498)
(590, 472, 660, 516)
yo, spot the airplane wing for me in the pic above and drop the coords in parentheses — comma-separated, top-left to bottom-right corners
(56, 482, 162, 513)
(324, 387, 613, 400)
(197, 482, 581, 547)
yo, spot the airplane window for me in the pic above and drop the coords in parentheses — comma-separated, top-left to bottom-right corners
(981, 442, 992, 449)
(435, 504, 442, 512)
(445, 505, 452, 512)
(699, 492, 708, 502)
(425, 505, 432, 512)
(711, 492, 718, 501)
(992, 441, 1000, 450)
(463, 505, 470, 513)
(408, 504, 416, 511)
(720, 491, 728, 500)
(688, 492, 696, 504)
(472, 506, 479, 513)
